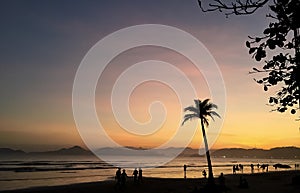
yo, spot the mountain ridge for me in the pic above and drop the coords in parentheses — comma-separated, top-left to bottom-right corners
(1, 146, 300, 159)
(211, 146, 300, 159)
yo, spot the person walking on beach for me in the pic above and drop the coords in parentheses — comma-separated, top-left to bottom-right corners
(121, 169, 127, 187)
(115, 168, 121, 186)
(202, 170, 207, 178)
(133, 168, 138, 184)
(233, 165, 236, 174)
(138, 168, 143, 183)
(250, 164, 254, 173)
(239, 164, 244, 173)
(235, 164, 239, 172)
(183, 164, 187, 179)
(218, 173, 226, 191)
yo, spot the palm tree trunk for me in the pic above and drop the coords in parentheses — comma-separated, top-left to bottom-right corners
(200, 118, 214, 185)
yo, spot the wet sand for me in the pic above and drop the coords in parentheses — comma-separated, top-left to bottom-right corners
(1, 170, 299, 193)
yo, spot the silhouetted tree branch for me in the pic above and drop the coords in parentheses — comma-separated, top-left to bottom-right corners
(198, 0, 269, 17)
(198, 0, 300, 116)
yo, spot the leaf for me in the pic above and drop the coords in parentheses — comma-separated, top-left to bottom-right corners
(246, 41, 250, 48)
(264, 85, 268, 91)
(269, 97, 273, 103)
(249, 48, 256, 54)
(255, 54, 261, 61)
(264, 28, 270, 34)
(278, 108, 286, 113)
(261, 50, 266, 58)
(257, 80, 263, 84)
(286, 42, 293, 49)
(267, 39, 276, 49)
(269, 5, 277, 12)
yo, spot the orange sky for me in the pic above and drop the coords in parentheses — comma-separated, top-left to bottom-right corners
(0, 1, 299, 151)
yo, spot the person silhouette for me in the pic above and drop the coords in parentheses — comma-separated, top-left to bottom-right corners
(218, 173, 226, 190)
(239, 164, 244, 173)
(202, 170, 207, 178)
(121, 169, 127, 187)
(115, 168, 121, 186)
(138, 167, 143, 183)
(250, 164, 254, 173)
(235, 164, 239, 172)
(184, 164, 187, 179)
(133, 168, 138, 184)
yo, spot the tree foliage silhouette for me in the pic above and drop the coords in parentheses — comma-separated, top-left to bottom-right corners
(198, 0, 300, 115)
(182, 99, 220, 185)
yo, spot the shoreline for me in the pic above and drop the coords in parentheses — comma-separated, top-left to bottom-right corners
(1, 170, 299, 193)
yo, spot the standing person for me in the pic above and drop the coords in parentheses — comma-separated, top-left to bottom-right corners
(183, 164, 187, 179)
(233, 165, 236, 174)
(115, 168, 121, 187)
(235, 164, 240, 172)
(133, 168, 138, 184)
(121, 169, 127, 187)
(218, 173, 226, 191)
(250, 164, 254, 173)
(138, 168, 143, 183)
(239, 164, 244, 173)
(202, 170, 207, 178)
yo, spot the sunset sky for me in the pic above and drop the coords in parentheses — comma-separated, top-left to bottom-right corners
(0, 0, 299, 152)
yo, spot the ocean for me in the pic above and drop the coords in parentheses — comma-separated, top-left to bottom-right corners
(0, 156, 299, 191)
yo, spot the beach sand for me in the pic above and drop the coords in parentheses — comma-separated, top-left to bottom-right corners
(1, 170, 299, 193)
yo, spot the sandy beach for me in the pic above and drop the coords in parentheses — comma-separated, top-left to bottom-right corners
(1, 170, 299, 193)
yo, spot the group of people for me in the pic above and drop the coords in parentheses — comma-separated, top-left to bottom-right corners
(132, 168, 143, 184)
(115, 167, 143, 188)
(250, 163, 269, 173)
(232, 164, 244, 174)
(232, 163, 269, 174)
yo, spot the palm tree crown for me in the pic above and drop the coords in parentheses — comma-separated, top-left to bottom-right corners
(182, 99, 220, 126)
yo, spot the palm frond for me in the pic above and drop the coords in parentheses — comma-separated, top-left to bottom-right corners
(202, 117, 209, 127)
(202, 99, 210, 106)
(210, 103, 218, 110)
(208, 114, 215, 122)
(194, 99, 201, 109)
(184, 106, 199, 114)
(182, 113, 198, 126)
(209, 111, 221, 118)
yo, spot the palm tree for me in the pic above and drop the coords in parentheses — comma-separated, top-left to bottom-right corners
(182, 99, 220, 185)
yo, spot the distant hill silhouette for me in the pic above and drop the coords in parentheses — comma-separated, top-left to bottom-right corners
(0, 148, 26, 156)
(1, 146, 300, 159)
(211, 146, 300, 159)
(29, 145, 93, 156)
(0, 146, 93, 158)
